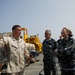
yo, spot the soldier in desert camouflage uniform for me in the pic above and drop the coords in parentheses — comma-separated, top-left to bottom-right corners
(0, 25, 29, 75)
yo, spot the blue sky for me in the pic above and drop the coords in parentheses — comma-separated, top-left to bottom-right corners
(0, 0, 75, 42)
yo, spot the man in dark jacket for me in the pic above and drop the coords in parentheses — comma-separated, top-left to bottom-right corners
(42, 30, 58, 75)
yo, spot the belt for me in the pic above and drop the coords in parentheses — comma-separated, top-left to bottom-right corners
(61, 68, 75, 71)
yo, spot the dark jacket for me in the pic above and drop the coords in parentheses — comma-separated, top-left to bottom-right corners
(42, 38, 57, 63)
(57, 37, 75, 69)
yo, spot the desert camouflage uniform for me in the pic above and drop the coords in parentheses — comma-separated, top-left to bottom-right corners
(0, 36, 29, 75)
(42, 38, 57, 75)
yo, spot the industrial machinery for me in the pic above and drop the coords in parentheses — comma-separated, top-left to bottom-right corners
(21, 28, 42, 52)
(0, 32, 12, 39)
